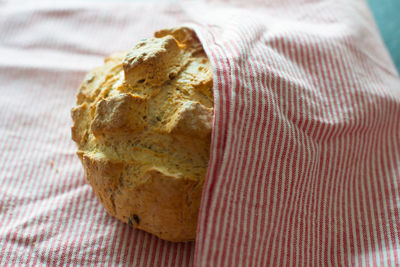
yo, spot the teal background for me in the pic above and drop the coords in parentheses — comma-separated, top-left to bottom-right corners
(367, 0, 400, 73)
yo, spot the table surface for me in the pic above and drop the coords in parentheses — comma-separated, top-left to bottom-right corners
(366, 0, 400, 73)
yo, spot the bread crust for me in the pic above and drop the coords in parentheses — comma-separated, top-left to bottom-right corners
(71, 27, 213, 242)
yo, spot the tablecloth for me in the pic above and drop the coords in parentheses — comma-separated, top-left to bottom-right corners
(1, 0, 399, 266)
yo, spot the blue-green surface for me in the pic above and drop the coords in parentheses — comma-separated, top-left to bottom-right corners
(367, 0, 400, 73)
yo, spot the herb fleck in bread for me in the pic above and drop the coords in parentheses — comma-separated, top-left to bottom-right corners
(71, 27, 213, 242)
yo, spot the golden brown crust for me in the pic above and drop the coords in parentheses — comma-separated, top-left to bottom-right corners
(166, 101, 213, 138)
(71, 27, 213, 242)
(91, 93, 148, 136)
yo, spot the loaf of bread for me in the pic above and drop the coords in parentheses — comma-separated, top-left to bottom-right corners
(71, 27, 213, 242)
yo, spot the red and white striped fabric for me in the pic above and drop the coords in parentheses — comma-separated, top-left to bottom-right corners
(1, 0, 399, 266)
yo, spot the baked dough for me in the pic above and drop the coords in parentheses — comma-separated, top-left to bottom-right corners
(71, 27, 213, 242)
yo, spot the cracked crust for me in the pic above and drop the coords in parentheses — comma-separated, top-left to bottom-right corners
(71, 27, 213, 242)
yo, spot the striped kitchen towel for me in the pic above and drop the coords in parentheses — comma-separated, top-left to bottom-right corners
(0, 0, 399, 266)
